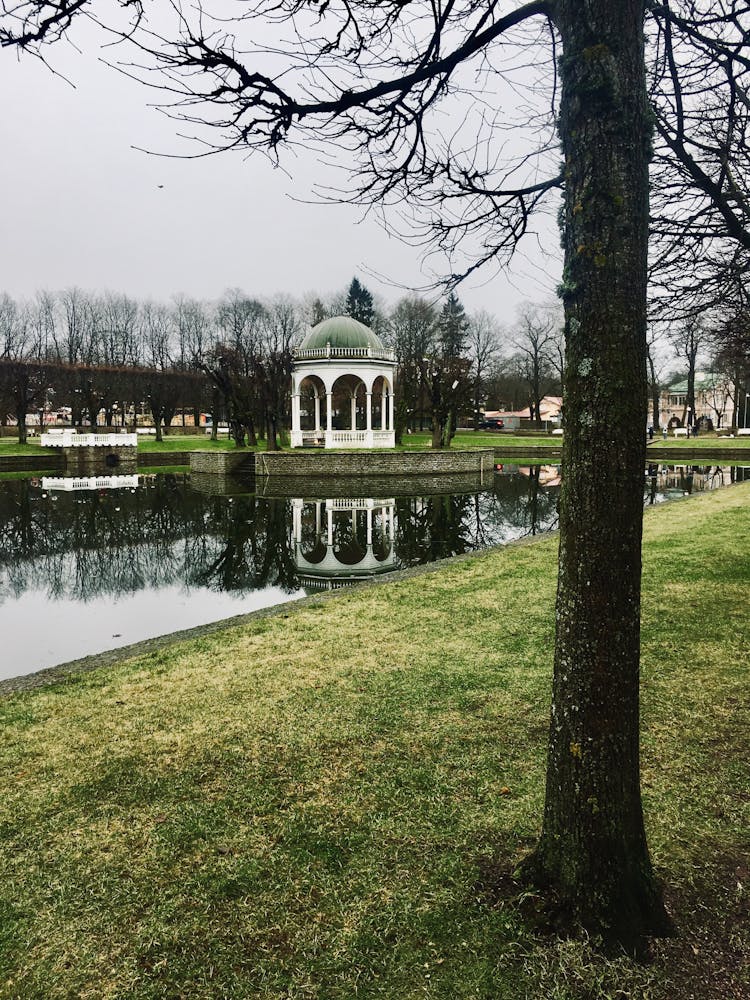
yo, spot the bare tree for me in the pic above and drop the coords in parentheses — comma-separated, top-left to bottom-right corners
(646, 325, 674, 433)
(669, 316, 709, 428)
(257, 295, 298, 450)
(387, 295, 437, 440)
(466, 310, 502, 430)
(140, 301, 178, 439)
(55, 288, 97, 366)
(711, 289, 750, 430)
(511, 303, 557, 429)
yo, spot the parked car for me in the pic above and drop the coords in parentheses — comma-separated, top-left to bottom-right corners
(478, 417, 505, 430)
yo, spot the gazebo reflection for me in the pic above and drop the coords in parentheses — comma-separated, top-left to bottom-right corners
(292, 497, 397, 590)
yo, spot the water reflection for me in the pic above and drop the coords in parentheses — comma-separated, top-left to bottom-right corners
(293, 499, 397, 589)
(0, 461, 745, 678)
(645, 462, 750, 504)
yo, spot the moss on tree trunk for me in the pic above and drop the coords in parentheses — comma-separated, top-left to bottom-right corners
(522, 0, 672, 947)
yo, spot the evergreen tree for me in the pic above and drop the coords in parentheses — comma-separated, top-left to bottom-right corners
(344, 278, 375, 327)
(438, 292, 469, 358)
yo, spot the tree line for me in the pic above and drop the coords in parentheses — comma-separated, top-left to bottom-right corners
(0, 280, 569, 447)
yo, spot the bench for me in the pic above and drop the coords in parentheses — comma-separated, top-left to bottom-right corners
(136, 428, 157, 435)
(737, 428, 750, 436)
(673, 427, 688, 438)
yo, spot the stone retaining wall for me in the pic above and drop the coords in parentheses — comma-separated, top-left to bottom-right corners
(138, 452, 191, 468)
(253, 448, 495, 478)
(62, 445, 137, 475)
(0, 453, 64, 473)
(256, 471, 491, 498)
(645, 447, 750, 462)
(190, 449, 257, 476)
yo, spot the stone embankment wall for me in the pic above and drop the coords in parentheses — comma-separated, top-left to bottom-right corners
(256, 471, 490, 498)
(190, 450, 257, 476)
(645, 447, 750, 461)
(138, 452, 191, 468)
(62, 446, 137, 475)
(0, 453, 65, 473)
(252, 448, 495, 478)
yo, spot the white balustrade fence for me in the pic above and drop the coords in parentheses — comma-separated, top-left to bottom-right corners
(40, 432, 138, 448)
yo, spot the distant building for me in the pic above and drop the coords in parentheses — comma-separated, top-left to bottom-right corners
(659, 372, 735, 430)
(483, 395, 563, 430)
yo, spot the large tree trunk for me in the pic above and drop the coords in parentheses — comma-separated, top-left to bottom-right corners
(523, 0, 672, 947)
(265, 413, 279, 451)
(647, 350, 661, 431)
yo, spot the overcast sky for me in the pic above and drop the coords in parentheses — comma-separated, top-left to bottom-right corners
(1, 25, 562, 319)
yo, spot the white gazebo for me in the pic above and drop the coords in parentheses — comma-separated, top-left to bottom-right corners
(290, 316, 396, 448)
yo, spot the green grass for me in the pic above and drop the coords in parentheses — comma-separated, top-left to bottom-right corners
(398, 431, 560, 450)
(136, 435, 237, 452)
(649, 433, 750, 450)
(1, 486, 748, 997)
(4, 430, 750, 460)
(0, 431, 553, 457)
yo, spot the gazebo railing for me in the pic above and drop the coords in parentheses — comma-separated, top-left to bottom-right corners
(294, 346, 395, 361)
(330, 430, 368, 445)
(292, 428, 396, 448)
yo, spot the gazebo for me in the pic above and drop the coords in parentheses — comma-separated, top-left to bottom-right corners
(290, 316, 396, 448)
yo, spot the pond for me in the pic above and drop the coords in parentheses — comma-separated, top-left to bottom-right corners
(0, 462, 747, 680)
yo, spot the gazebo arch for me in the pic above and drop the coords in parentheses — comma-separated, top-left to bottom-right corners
(291, 316, 397, 448)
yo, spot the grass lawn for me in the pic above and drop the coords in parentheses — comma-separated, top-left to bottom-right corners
(5, 429, 750, 461)
(0, 431, 558, 460)
(1, 486, 748, 997)
(649, 433, 750, 451)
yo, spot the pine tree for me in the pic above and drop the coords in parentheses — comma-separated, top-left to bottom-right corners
(344, 278, 375, 327)
(438, 292, 469, 358)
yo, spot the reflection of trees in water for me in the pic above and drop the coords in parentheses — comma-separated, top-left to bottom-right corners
(2, 465, 743, 606)
(0, 478, 298, 603)
(0, 470, 563, 602)
(644, 464, 748, 503)
(394, 470, 560, 568)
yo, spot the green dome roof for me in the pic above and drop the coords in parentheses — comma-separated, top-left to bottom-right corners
(298, 316, 384, 352)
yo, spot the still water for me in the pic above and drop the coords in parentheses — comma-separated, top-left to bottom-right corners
(0, 463, 746, 680)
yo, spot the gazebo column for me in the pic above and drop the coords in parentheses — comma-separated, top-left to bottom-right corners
(314, 394, 321, 435)
(381, 392, 387, 430)
(350, 395, 357, 431)
(327, 507, 334, 547)
(292, 393, 300, 435)
(389, 393, 396, 433)
(366, 392, 372, 446)
(366, 506, 373, 546)
(326, 391, 333, 448)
